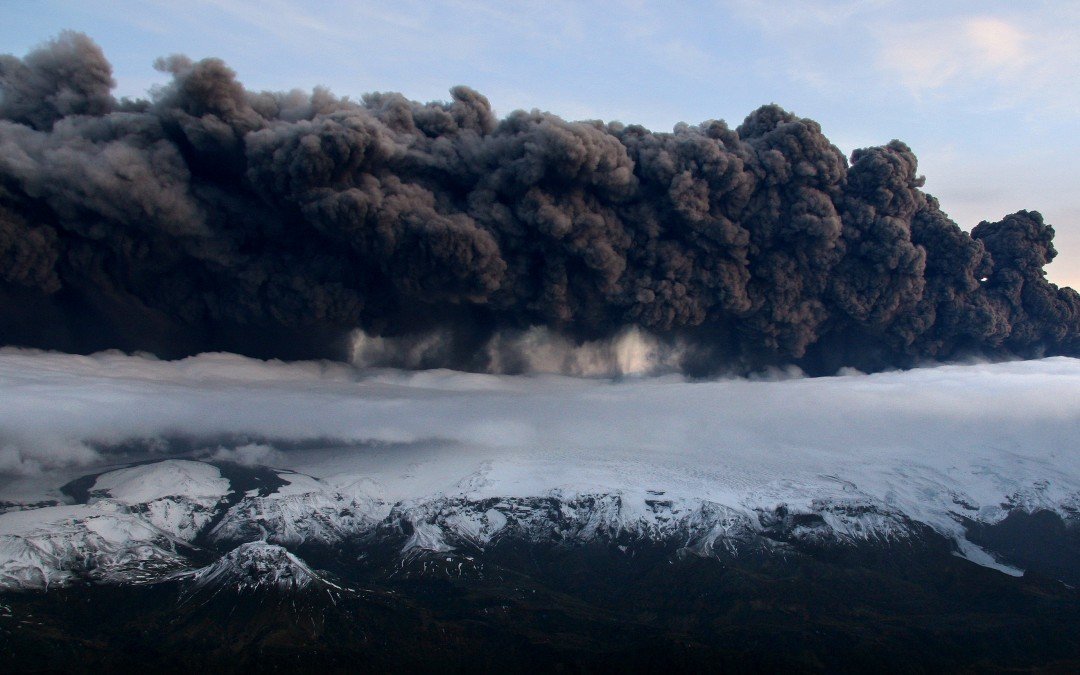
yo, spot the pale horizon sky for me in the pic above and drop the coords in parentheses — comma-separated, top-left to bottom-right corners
(4, 0, 1079, 287)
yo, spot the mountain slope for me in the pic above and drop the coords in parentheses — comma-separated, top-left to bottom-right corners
(4, 440, 1080, 591)
(2, 354, 1080, 669)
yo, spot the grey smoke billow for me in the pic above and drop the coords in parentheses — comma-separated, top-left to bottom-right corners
(0, 33, 1077, 375)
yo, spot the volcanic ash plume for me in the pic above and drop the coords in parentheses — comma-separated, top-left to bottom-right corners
(0, 32, 1077, 375)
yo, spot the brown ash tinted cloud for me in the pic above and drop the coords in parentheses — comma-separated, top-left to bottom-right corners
(0, 32, 1077, 375)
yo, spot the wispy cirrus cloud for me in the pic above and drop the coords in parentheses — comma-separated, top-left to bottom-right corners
(876, 12, 1078, 114)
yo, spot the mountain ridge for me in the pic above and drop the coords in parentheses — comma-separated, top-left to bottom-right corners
(3, 456, 1076, 592)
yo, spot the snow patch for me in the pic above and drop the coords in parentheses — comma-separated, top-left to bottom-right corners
(0, 501, 188, 590)
(187, 541, 323, 592)
(91, 460, 229, 504)
(89, 460, 230, 540)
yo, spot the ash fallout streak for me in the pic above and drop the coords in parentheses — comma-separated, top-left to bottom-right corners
(0, 33, 1077, 375)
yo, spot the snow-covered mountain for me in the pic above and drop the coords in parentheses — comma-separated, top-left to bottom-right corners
(2, 447, 1077, 591)
(183, 541, 331, 593)
(0, 460, 232, 589)
(1, 353, 1079, 591)
(2, 352, 1079, 670)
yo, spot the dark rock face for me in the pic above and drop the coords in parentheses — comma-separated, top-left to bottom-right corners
(964, 509, 1080, 586)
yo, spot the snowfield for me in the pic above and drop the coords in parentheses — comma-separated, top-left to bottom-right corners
(0, 349, 1078, 589)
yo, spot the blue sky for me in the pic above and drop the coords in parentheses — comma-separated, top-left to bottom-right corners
(4, 0, 1078, 287)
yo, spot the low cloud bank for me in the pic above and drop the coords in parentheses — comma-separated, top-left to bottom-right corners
(0, 349, 1076, 510)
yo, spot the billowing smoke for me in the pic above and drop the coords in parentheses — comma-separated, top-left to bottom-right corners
(1, 33, 1077, 375)
(349, 326, 686, 377)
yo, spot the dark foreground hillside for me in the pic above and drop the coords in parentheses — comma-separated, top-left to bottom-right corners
(4, 532, 1080, 673)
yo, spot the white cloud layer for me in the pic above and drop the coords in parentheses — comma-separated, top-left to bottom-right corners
(207, 443, 286, 467)
(0, 349, 1077, 524)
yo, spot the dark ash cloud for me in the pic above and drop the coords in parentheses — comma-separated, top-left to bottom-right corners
(0, 33, 1077, 375)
